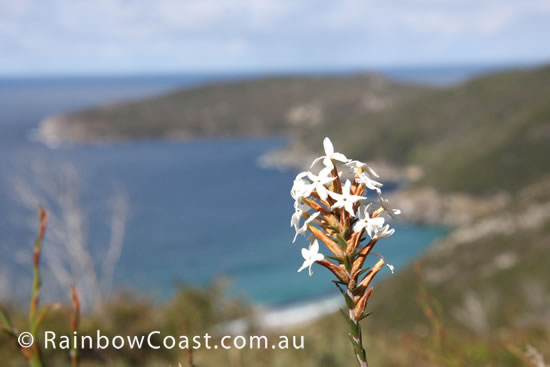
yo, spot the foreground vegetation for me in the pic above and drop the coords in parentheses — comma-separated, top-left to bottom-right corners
(2, 197, 549, 366)
(1, 277, 547, 366)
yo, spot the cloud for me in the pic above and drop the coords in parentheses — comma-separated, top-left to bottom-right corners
(0, 0, 549, 73)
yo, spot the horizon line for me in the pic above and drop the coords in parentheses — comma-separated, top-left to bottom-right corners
(0, 60, 546, 79)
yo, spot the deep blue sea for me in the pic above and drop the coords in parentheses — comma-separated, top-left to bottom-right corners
(0, 67, 489, 306)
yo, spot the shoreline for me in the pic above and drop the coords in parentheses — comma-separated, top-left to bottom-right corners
(221, 294, 344, 333)
(35, 118, 504, 228)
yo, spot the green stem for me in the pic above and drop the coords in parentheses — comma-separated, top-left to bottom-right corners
(28, 209, 47, 367)
(342, 289, 368, 367)
(29, 227, 43, 330)
(347, 316, 368, 367)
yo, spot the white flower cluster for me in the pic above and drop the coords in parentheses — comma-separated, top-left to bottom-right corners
(290, 137, 400, 276)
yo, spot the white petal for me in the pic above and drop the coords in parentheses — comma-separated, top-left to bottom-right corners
(331, 152, 348, 162)
(319, 166, 333, 178)
(323, 137, 334, 155)
(367, 165, 379, 178)
(331, 201, 344, 210)
(372, 217, 385, 226)
(327, 190, 341, 200)
(357, 206, 367, 220)
(302, 183, 315, 198)
(342, 180, 352, 195)
(345, 201, 356, 216)
(290, 212, 301, 228)
(297, 261, 308, 273)
(310, 239, 319, 253)
(322, 156, 334, 168)
(306, 171, 317, 181)
(366, 225, 374, 238)
(346, 160, 363, 169)
(307, 211, 321, 224)
(353, 220, 366, 233)
(316, 184, 328, 200)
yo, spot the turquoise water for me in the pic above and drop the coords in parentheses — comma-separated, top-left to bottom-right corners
(0, 74, 449, 306)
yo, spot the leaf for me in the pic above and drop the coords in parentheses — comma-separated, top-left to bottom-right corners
(349, 319, 360, 338)
(327, 256, 344, 264)
(356, 267, 371, 278)
(347, 334, 364, 357)
(335, 235, 348, 250)
(333, 283, 355, 309)
(343, 256, 352, 271)
(333, 282, 345, 294)
(0, 308, 13, 331)
(343, 228, 351, 240)
(0, 309, 16, 339)
(326, 226, 340, 233)
(32, 304, 61, 334)
(343, 292, 355, 309)
(358, 312, 373, 322)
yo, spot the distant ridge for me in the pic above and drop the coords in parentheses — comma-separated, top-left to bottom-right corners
(36, 73, 430, 144)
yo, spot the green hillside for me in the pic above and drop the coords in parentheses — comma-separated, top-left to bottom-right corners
(42, 66, 550, 196)
(39, 74, 428, 142)
(293, 65, 550, 195)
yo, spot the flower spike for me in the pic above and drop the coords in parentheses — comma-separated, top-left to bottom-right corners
(288, 136, 400, 367)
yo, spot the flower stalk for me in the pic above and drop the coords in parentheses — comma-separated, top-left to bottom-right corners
(290, 137, 399, 366)
(70, 286, 81, 367)
(0, 208, 63, 367)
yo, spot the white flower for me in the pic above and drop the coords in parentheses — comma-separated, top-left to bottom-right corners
(328, 180, 366, 217)
(302, 167, 335, 200)
(297, 240, 324, 276)
(353, 204, 385, 238)
(347, 161, 382, 191)
(377, 191, 401, 218)
(373, 224, 395, 239)
(311, 137, 349, 168)
(370, 252, 395, 273)
(290, 201, 310, 231)
(356, 173, 383, 192)
(290, 173, 309, 200)
(293, 211, 320, 243)
(346, 160, 379, 178)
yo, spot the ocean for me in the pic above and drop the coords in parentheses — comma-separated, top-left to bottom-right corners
(0, 68, 482, 307)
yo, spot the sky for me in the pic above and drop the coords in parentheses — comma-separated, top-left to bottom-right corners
(1, 0, 550, 75)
